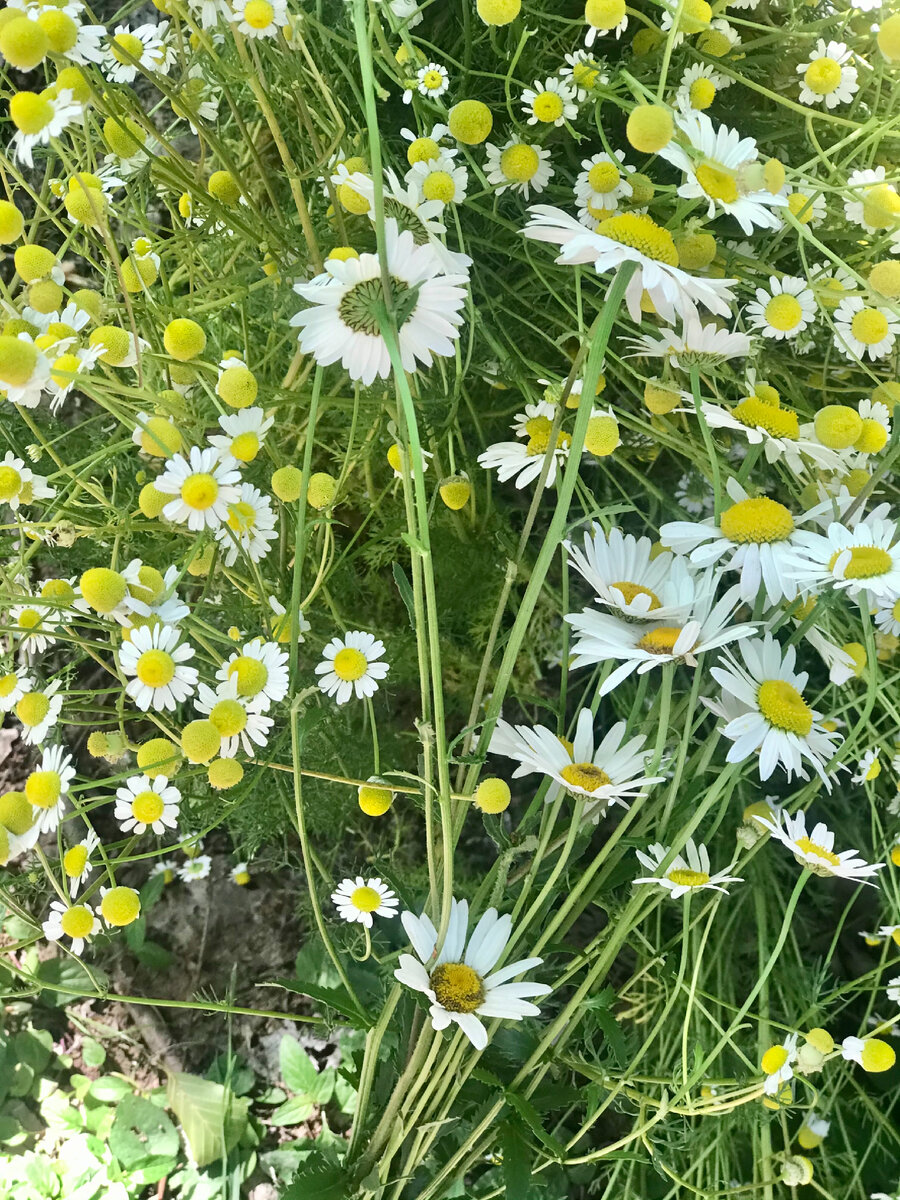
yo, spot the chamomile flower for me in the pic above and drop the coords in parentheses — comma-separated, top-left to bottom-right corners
(415, 62, 449, 99)
(633, 839, 742, 898)
(114, 774, 181, 835)
(485, 139, 553, 199)
(14, 678, 63, 745)
(25, 744, 76, 836)
(658, 111, 786, 234)
(150, 858, 178, 883)
(155, 446, 241, 531)
(853, 749, 882, 783)
(316, 630, 389, 704)
(886, 978, 900, 1005)
(659, 0, 712, 44)
(842, 1036, 897, 1072)
(698, 395, 843, 476)
(9, 598, 61, 655)
(230, 0, 288, 37)
(584, 0, 627, 43)
(834, 297, 900, 361)
(564, 526, 693, 619)
(797, 40, 859, 109)
(709, 635, 841, 786)
(521, 78, 577, 127)
(62, 830, 99, 897)
(575, 151, 632, 211)
(567, 580, 756, 696)
(746, 276, 817, 341)
(194, 678, 273, 757)
(179, 854, 212, 882)
(45, 344, 104, 413)
(628, 312, 751, 369)
(291, 219, 468, 386)
(118, 624, 199, 712)
(844, 167, 900, 236)
(808, 260, 856, 309)
(477, 400, 573, 489)
(790, 516, 900, 601)
(761, 811, 882, 881)
(121, 564, 190, 629)
(185, 0, 232, 29)
(0, 334, 50, 408)
(524, 206, 738, 325)
(216, 639, 289, 710)
(11, 89, 83, 168)
(0, 669, 29, 712)
(407, 155, 469, 207)
(331, 876, 398, 927)
(856, 400, 892, 454)
(489, 707, 662, 815)
(207, 407, 273, 463)
(661, 479, 822, 607)
(395, 898, 551, 1050)
(676, 63, 730, 113)
(43, 899, 99, 957)
(103, 22, 172, 83)
(216, 483, 278, 567)
(875, 596, 900, 638)
(784, 186, 827, 227)
(760, 1034, 799, 1095)
(560, 50, 607, 100)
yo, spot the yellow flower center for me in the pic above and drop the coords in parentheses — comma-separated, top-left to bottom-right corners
(532, 91, 564, 123)
(421, 69, 444, 90)
(16, 691, 50, 727)
(689, 77, 716, 110)
(111, 32, 145, 63)
(696, 161, 739, 205)
(559, 762, 612, 792)
(523, 415, 571, 456)
(731, 397, 799, 439)
(244, 0, 274, 28)
(350, 885, 382, 912)
(851, 308, 889, 345)
(572, 61, 599, 87)
(667, 868, 711, 888)
(227, 499, 257, 533)
(804, 57, 842, 95)
(679, 0, 711, 32)
(132, 789, 164, 824)
(829, 545, 892, 579)
(860, 1039, 896, 1073)
(0, 673, 18, 698)
(611, 581, 661, 609)
(228, 655, 268, 696)
(60, 905, 94, 940)
(636, 626, 684, 655)
(765, 294, 803, 333)
(794, 836, 840, 867)
(230, 431, 260, 462)
(135, 648, 176, 688)
(719, 497, 794, 544)
(0, 465, 22, 500)
(16, 608, 42, 630)
(430, 962, 485, 1013)
(26, 769, 61, 808)
(596, 213, 680, 266)
(588, 162, 621, 194)
(209, 698, 248, 737)
(757, 679, 813, 735)
(761, 1045, 789, 1075)
(333, 647, 368, 681)
(101, 886, 140, 927)
(787, 192, 815, 224)
(423, 170, 456, 204)
(181, 472, 219, 510)
(499, 143, 539, 182)
(41, 579, 75, 605)
(63, 844, 88, 877)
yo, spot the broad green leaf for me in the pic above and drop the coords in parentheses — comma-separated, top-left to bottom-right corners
(268, 1096, 315, 1126)
(165, 1071, 249, 1167)
(80, 1038, 106, 1069)
(109, 1095, 179, 1169)
(13, 1028, 53, 1073)
(89, 1076, 132, 1102)
(283, 1156, 350, 1200)
(279, 1036, 319, 1094)
(500, 1120, 539, 1199)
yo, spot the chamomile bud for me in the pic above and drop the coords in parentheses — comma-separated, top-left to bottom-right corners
(86, 731, 109, 758)
(358, 778, 394, 816)
(121, 255, 158, 292)
(14, 244, 58, 284)
(585, 411, 619, 457)
(780, 1157, 813, 1187)
(632, 27, 662, 54)
(37, 8, 78, 52)
(879, 14, 900, 63)
(0, 790, 33, 835)
(0, 336, 38, 388)
(439, 473, 471, 510)
(137, 737, 182, 779)
(626, 105, 673, 153)
(271, 465, 302, 502)
(72, 288, 103, 322)
(208, 758, 243, 790)
(208, 169, 242, 206)
(55, 65, 91, 103)
(675, 230, 716, 270)
(0, 200, 24, 244)
(64, 186, 107, 228)
(476, 0, 520, 25)
(643, 380, 681, 415)
(216, 364, 257, 408)
(101, 886, 141, 927)
(187, 544, 215, 576)
(79, 567, 126, 614)
(867, 261, 900, 299)
(89, 325, 130, 364)
(448, 100, 493, 145)
(164, 318, 206, 362)
(814, 404, 863, 449)
(474, 777, 511, 813)
(28, 279, 64, 314)
(181, 719, 221, 764)
(406, 137, 440, 165)
(307, 471, 337, 509)
(0, 16, 49, 70)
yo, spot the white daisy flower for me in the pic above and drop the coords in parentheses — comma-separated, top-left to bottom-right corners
(875, 596, 900, 638)
(103, 22, 172, 83)
(0, 452, 55, 512)
(42, 899, 99, 957)
(45, 344, 104, 413)
(207, 407, 273, 463)
(150, 858, 179, 883)
(415, 62, 449, 98)
(564, 526, 696, 620)
(521, 77, 577, 127)
(25, 744, 76, 837)
(155, 446, 241, 531)
(886, 977, 900, 1004)
(633, 839, 742, 898)
(804, 626, 860, 687)
(331, 876, 398, 927)
(179, 854, 212, 882)
(559, 50, 607, 100)
(843, 167, 900, 237)
(407, 155, 469, 207)
(216, 638, 289, 711)
(574, 150, 633, 211)
(675, 63, 730, 113)
(797, 40, 859, 109)
(698, 396, 843, 476)
(760, 1033, 799, 1095)
(760, 810, 882, 881)
(194, 677, 273, 757)
(0, 668, 29, 712)
(215, 482, 278, 567)
(394, 898, 551, 1050)
(9, 599, 61, 656)
(567, 580, 756, 697)
(660, 0, 711, 44)
(746, 276, 817, 341)
(842, 1036, 897, 1071)
(12, 89, 83, 168)
(114, 773, 181, 835)
(62, 830, 99, 897)
(852, 749, 882, 784)
(657, 111, 786, 235)
(790, 515, 900, 601)
(808, 259, 856, 309)
(834, 297, 900, 362)
(118, 624, 199, 712)
(0, 334, 50, 407)
(121, 564, 190, 630)
(291, 218, 468, 387)
(783, 185, 827, 228)
(628, 312, 751, 369)
(489, 707, 662, 815)
(185, 0, 232, 29)
(709, 635, 841, 786)
(316, 630, 389, 704)
(14, 678, 63, 745)
(477, 400, 574, 490)
(230, 0, 288, 37)
(524, 206, 738, 325)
